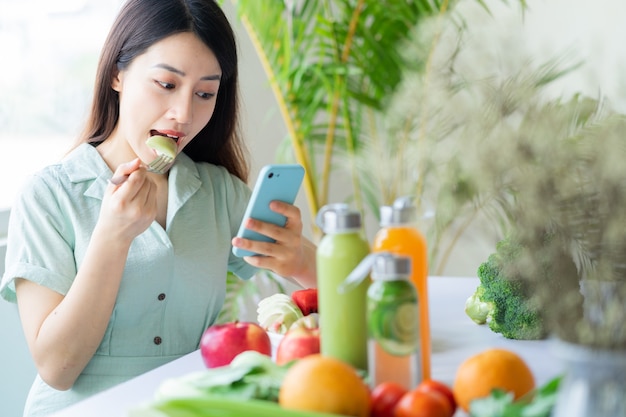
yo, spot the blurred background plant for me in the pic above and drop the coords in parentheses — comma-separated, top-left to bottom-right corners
(224, 0, 527, 241)
(365, 1, 626, 348)
(497, 103, 626, 349)
(217, 271, 289, 324)
(347, 0, 555, 274)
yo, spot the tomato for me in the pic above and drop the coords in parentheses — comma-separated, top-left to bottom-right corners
(415, 380, 457, 415)
(394, 390, 452, 417)
(370, 382, 408, 417)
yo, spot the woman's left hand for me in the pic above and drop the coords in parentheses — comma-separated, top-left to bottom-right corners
(231, 200, 317, 288)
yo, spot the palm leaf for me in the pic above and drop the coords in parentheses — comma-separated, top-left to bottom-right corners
(217, 271, 288, 324)
(226, 0, 441, 233)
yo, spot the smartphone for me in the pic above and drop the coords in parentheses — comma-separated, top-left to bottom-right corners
(232, 164, 305, 257)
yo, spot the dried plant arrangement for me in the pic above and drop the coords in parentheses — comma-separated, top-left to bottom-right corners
(353, 4, 626, 349)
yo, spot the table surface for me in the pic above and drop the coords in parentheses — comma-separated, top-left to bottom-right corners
(51, 277, 564, 417)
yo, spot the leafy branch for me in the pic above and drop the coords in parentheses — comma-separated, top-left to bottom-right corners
(228, 0, 442, 236)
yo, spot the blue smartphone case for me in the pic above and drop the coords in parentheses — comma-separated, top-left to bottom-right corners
(232, 164, 305, 257)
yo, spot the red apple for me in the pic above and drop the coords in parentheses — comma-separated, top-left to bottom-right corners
(275, 325, 320, 365)
(200, 321, 272, 368)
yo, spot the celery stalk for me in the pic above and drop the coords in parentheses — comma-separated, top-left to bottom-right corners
(129, 396, 342, 417)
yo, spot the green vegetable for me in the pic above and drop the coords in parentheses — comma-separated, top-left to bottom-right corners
(465, 237, 545, 340)
(464, 286, 493, 325)
(128, 396, 341, 417)
(154, 351, 291, 403)
(257, 293, 304, 334)
(469, 375, 562, 417)
(129, 351, 338, 416)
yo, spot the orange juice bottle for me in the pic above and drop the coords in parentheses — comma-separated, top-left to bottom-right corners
(372, 196, 431, 381)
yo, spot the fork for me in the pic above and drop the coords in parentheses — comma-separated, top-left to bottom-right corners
(109, 152, 175, 185)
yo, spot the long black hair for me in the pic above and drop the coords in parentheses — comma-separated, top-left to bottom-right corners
(77, 0, 249, 180)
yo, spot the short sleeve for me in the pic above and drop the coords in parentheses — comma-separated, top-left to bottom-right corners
(1, 173, 77, 302)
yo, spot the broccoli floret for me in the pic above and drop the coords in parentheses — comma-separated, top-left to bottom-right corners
(466, 238, 546, 340)
(465, 286, 493, 324)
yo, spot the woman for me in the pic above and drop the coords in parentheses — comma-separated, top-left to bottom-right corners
(0, 0, 317, 415)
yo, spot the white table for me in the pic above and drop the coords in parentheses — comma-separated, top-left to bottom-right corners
(51, 277, 564, 417)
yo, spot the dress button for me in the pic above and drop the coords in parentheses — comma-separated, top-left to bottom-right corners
(154, 336, 162, 345)
(158, 293, 166, 301)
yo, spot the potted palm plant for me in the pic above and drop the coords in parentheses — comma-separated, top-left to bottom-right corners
(225, 0, 444, 236)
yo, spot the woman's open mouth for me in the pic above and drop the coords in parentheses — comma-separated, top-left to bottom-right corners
(150, 129, 181, 144)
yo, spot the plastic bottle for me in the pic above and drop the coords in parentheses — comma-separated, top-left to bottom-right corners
(366, 253, 420, 389)
(316, 204, 370, 371)
(372, 196, 431, 381)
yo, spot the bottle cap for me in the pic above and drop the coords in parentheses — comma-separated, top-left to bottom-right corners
(380, 196, 417, 226)
(339, 252, 412, 293)
(372, 253, 411, 281)
(316, 203, 362, 233)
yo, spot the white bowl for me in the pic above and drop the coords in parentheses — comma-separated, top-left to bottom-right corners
(268, 331, 284, 359)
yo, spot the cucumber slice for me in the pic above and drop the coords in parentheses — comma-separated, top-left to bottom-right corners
(369, 302, 419, 356)
(146, 135, 177, 158)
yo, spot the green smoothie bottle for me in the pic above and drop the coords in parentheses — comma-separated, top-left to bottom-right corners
(316, 204, 370, 371)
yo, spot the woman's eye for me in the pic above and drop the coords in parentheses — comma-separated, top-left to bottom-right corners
(197, 91, 216, 100)
(157, 80, 175, 89)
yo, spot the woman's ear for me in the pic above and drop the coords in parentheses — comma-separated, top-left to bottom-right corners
(111, 69, 122, 92)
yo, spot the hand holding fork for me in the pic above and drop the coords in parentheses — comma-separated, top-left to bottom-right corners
(109, 151, 175, 185)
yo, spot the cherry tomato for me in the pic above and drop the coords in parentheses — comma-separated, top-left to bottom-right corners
(415, 379, 457, 415)
(394, 389, 452, 417)
(370, 381, 408, 417)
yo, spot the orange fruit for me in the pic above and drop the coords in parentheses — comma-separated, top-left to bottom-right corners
(278, 354, 371, 417)
(453, 348, 535, 412)
(395, 389, 452, 417)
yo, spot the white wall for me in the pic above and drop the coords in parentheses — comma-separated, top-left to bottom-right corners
(517, 0, 626, 113)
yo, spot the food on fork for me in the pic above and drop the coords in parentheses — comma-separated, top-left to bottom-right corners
(109, 135, 178, 185)
(146, 135, 177, 159)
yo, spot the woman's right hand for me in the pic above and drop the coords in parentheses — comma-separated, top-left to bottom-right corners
(101, 158, 158, 242)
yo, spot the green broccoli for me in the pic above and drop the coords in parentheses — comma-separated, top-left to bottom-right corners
(464, 286, 492, 325)
(465, 238, 546, 340)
